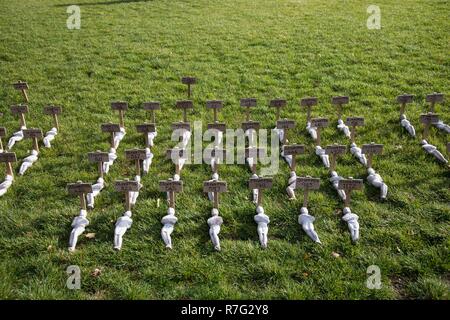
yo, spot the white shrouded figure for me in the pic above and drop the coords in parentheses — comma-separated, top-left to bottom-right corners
(161, 207, 177, 249)
(350, 143, 368, 166)
(0, 175, 14, 197)
(251, 173, 259, 204)
(245, 129, 258, 147)
(330, 171, 346, 201)
(86, 177, 105, 209)
(246, 156, 255, 172)
(180, 130, 191, 148)
(208, 172, 219, 202)
(306, 122, 317, 140)
(19, 150, 39, 175)
(281, 147, 293, 168)
(208, 208, 223, 251)
(400, 115, 416, 137)
(129, 175, 143, 206)
(273, 127, 284, 144)
(113, 127, 126, 149)
(143, 147, 154, 174)
(367, 168, 388, 199)
(434, 120, 450, 134)
(68, 209, 89, 251)
(114, 210, 132, 250)
(43, 127, 58, 148)
(315, 146, 330, 168)
(103, 147, 117, 174)
(298, 207, 321, 244)
(213, 130, 223, 146)
(7, 126, 26, 150)
(254, 206, 270, 248)
(147, 130, 157, 147)
(286, 171, 297, 200)
(337, 119, 351, 138)
(342, 207, 359, 242)
(421, 140, 448, 164)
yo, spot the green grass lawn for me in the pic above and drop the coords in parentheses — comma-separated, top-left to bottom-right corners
(0, 0, 448, 299)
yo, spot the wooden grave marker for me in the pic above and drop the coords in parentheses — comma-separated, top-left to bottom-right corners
(338, 178, 363, 207)
(166, 148, 187, 175)
(325, 144, 347, 171)
(361, 143, 384, 168)
(159, 179, 183, 209)
(23, 128, 43, 152)
(0, 152, 17, 177)
(397, 94, 414, 116)
(245, 147, 265, 174)
(10, 104, 29, 128)
(249, 177, 273, 206)
(295, 176, 321, 207)
(300, 97, 318, 122)
(13, 81, 29, 102)
(101, 123, 122, 148)
(44, 106, 62, 131)
(345, 117, 364, 143)
(0, 127, 6, 151)
(425, 93, 444, 113)
(276, 119, 296, 145)
(269, 99, 287, 121)
(136, 123, 156, 147)
(181, 76, 196, 98)
(111, 101, 128, 128)
(143, 101, 160, 124)
(203, 180, 227, 208)
(241, 98, 257, 122)
(67, 181, 93, 210)
(332, 96, 349, 120)
(176, 100, 193, 123)
(283, 144, 305, 171)
(310, 117, 329, 146)
(420, 113, 439, 140)
(88, 150, 109, 178)
(125, 148, 147, 176)
(115, 179, 140, 211)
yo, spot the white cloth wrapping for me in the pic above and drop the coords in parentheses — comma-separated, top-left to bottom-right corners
(330, 171, 346, 201)
(421, 140, 448, 164)
(43, 127, 58, 148)
(86, 177, 105, 209)
(286, 171, 297, 200)
(7, 126, 26, 150)
(400, 115, 416, 137)
(114, 210, 132, 250)
(254, 206, 270, 248)
(281, 147, 293, 168)
(0, 175, 14, 197)
(129, 175, 143, 206)
(315, 146, 330, 168)
(103, 148, 117, 174)
(342, 207, 359, 242)
(298, 207, 321, 244)
(68, 209, 89, 251)
(337, 119, 351, 139)
(251, 173, 259, 204)
(19, 150, 38, 175)
(207, 172, 219, 202)
(161, 207, 177, 249)
(180, 130, 191, 148)
(273, 127, 285, 144)
(166, 174, 180, 200)
(207, 208, 223, 251)
(113, 127, 126, 149)
(143, 148, 154, 174)
(350, 143, 368, 166)
(367, 168, 388, 199)
(245, 129, 258, 147)
(306, 122, 317, 140)
(433, 120, 450, 134)
(147, 130, 157, 147)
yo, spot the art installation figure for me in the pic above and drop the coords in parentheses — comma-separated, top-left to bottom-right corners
(86, 177, 105, 209)
(342, 207, 359, 242)
(7, 126, 26, 150)
(180, 130, 191, 148)
(273, 126, 284, 144)
(281, 147, 293, 168)
(113, 210, 132, 250)
(103, 147, 117, 174)
(315, 145, 330, 168)
(0, 175, 13, 197)
(350, 143, 368, 166)
(68, 209, 89, 251)
(245, 128, 257, 147)
(421, 140, 448, 164)
(367, 168, 388, 200)
(113, 127, 126, 149)
(286, 171, 297, 200)
(129, 175, 143, 206)
(400, 114, 416, 137)
(161, 207, 177, 249)
(43, 127, 58, 148)
(19, 150, 38, 175)
(251, 173, 259, 204)
(207, 173, 219, 202)
(143, 147, 154, 174)
(147, 130, 157, 147)
(254, 206, 270, 248)
(330, 171, 346, 201)
(306, 122, 317, 140)
(207, 208, 223, 251)
(298, 207, 321, 244)
(434, 120, 450, 134)
(337, 119, 351, 138)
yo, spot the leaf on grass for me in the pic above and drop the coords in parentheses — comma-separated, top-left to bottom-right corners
(332, 252, 340, 258)
(85, 233, 96, 239)
(91, 268, 102, 277)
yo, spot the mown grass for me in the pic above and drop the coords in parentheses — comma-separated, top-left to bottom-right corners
(0, 0, 448, 299)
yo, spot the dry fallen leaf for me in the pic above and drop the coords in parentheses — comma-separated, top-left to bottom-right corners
(332, 252, 340, 258)
(85, 233, 96, 239)
(47, 245, 53, 251)
(91, 268, 102, 277)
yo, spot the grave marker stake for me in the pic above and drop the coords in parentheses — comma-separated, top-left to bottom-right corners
(397, 94, 414, 116)
(361, 143, 384, 168)
(338, 177, 363, 207)
(295, 176, 321, 207)
(13, 81, 29, 103)
(44, 106, 62, 131)
(67, 181, 93, 211)
(159, 180, 183, 210)
(249, 177, 273, 206)
(115, 179, 140, 211)
(282, 144, 305, 172)
(270, 99, 287, 121)
(426, 93, 444, 113)
(300, 97, 318, 122)
(23, 128, 43, 153)
(332, 96, 349, 120)
(111, 102, 128, 128)
(325, 144, 347, 171)
(203, 180, 227, 209)
(420, 113, 439, 140)
(88, 150, 109, 178)
(345, 117, 365, 143)
(0, 152, 17, 178)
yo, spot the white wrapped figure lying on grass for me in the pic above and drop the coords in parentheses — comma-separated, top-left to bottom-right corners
(43, 127, 57, 148)
(254, 206, 270, 248)
(68, 209, 89, 252)
(421, 140, 448, 164)
(208, 208, 223, 251)
(337, 119, 351, 138)
(281, 147, 293, 168)
(298, 207, 321, 244)
(350, 143, 367, 166)
(273, 126, 284, 144)
(161, 207, 177, 249)
(367, 168, 388, 200)
(433, 120, 450, 134)
(7, 126, 26, 150)
(114, 210, 132, 250)
(143, 147, 154, 174)
(315, 146, 330, 168)
(286, 171, 297, 200)
(147, 130, 157, 147)
(113, 127, 126, 149)
(0, 175, 13, 197)
(129, 175, 143, 206)
(342, 207, 359, 242)
(103, 147, 117, 174)
(330, 171, 346, 201)
(19, 150, 38, 175)
(86, 177, 105, 209)
(306, 122, 317, 140)
(400, 115, 416, 137)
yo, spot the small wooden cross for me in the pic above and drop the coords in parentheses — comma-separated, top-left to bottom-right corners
(13, 81, 29, 103)
(276, 119, 296, 145)
(159, 179, 183, 209)
(206, 100, 223, 123)
(205, 147, 226, 174)
(332, 96, 349, 120)
(115, 179, 140, 211)
(300, 97, 318, 122)
(338, 177, 363, 207)
(269, 99, 286, 121)
(361, 143, 384, 168)
(44, 106, 62, 131)
(176, 100, 193, 123)
(245, 147, 265, 174)
(0, 152, 17, 178)
(203, 180, 227, 209)
(143, 101, 160, 124)
(241, 98, 257, 122)
(166, 148, 187, 175)
(295, 176, 320, 207)
(325, 144, 347, 171)
(0, 127, 6, 151)
(181, 76, 196, 98)
(136, 123, 156, 147)
(111, 101, 128, 128)
(101, 123, 121, 148)
(125, 148, 147, 176)
(396, 94, 414, 116)
(23, 128, 43, 152)
(67, 181, 93, 210)
(420, 113, 439, 140)
(310, 118, 329, 146)
(249, 177, 273, 206)
(10, 104, 28, 128)
(345, 117, 365, 143)
(282, 144, 305, 172)
(88, 150, 109, 178)
(425, 93, 444, 113)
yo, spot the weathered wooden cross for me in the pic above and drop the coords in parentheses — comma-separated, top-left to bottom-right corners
(166, 148, 187, 175)
(88, 150, 109, 178)
(325, 144, 347, 171)
(143, 101, 160, 124)
(136, 123, 156, 147)
(241, 98, 257, 122)
(115, 179, 140, 211)
(282, 144, 305, 172)
(176, 100, 193, 123)
(420, 113, 439, 140)
(13, 81, 29, 103)
(101, 123, 121, 148)
(300, 97, 318, 122)
(396, 94, 414, 116)
(0, 152, 17, 178)
(10, 104, 28, 128)
(203, 180, 227, 209)
(426, 93, 444, 113)
(269, 99, 286, 121)
(332, 96, 349, 120)
(276, 119, 296, 145)
(111, 101, 128, 128)
(361, 143, 384, 168)
(345, 117, 365, 143)
(125, 148, 147, 176)
(310, 118, 329, 146)
(23, 128, 43, 152)
(181, 76, 196, 98)
(67, 181, 93, 210)
(44, 106, 62, 131)
(295, 176, 321, 207)
(159, 179, 183, 209)
(338, 178, 363, 207)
